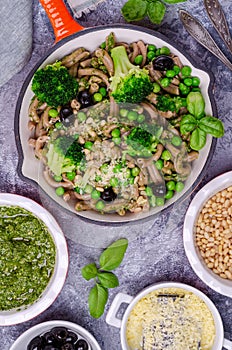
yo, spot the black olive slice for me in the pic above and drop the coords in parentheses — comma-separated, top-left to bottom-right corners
(153, 55, 174, 71)
(66, 330, 78, 344)
(75, 339, 89, 350)
(100, 186, 117, 202)
(51, 327, 68, 343)
(27, 336, 43, 350)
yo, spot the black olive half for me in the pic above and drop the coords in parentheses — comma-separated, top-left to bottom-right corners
(151, 183, 166, 197)
(100, 187, 117, 202)
(75, 339, 89, 350)
(153, 55, 174, 71)
(78, 90, 92, 108)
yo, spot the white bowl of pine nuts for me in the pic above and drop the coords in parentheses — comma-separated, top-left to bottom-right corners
(183, 171, 232, 297)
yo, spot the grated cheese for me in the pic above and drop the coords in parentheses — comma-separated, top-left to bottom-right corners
(126, 287, 216, 350)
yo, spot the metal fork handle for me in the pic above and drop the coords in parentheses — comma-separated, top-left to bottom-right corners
(179, 10, 232, 72)
(204, 0, 232, 54)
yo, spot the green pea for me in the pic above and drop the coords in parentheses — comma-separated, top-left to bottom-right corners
(160, 46, 170, 55)
(85, 184, 93, 194)
(113, 164, 122, 173)
(66, 171, 76, 181)
(153, 83, 161, 93)
(95, 175, 102, 182)
(176, 181, 185, 192)
(55, 122, 63, 129)
(77, 111, 87, 122)
(166, 70, 176, 78)
(127, 110, 138, 121)
(192, 77, 200, 87)
(55, 187, 65, 196)
(95, 200, 105, 211)
(134, 55, 143, 65)
(156, 197, 165, 206)
(48, 108, 59, 118)
(93, 92, 103, 102)
(99, 87, 107, 96)
(137, 114, 146, 123)
(150, 195, 156, 207)
(181, 65, 192, 76)
(166, 180, 176, 191)
(165, 190, 174, 199)
(161, 150, 171, 160)
(113, 137, 121, 145)
(54, 175, 63, 182)
(111, 128, 120, 138)
(184, 77, 193, 87)
(171, 135, 182, 147)
(160, 78, 170, 88)
(125, 168, 131, 178)
(147, 44, 156, 51)
(155, 159, 164, 170)
(91, 189, 101, 199)
(101, 163, 109, 174)
(146, 186, 153, 197)
(147, 51, 156, 61)
(129, 177, 134, 185)
(173, 65, 181, 74)
(131, 167, 140, 177)
(120, 108, 128, 117)
(110, 177, 119, 187)
(84, 141, 93, 150)
(179, 83, 190, 95)
(155, 48, 161, 56)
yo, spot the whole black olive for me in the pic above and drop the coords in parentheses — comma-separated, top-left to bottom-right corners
(100, 187, 117, 202)
(66, 331, 78, 344)
(75, 339, 89, 350)
(153, 55, 174, 71)
(27, 336, 43, 350)
(51, 327, 68, 343)
(60, 106, 73, 120)
(78, 90, 92, 108)
(151, 183, 166, 197)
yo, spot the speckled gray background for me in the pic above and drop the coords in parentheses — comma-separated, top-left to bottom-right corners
(0, 0, 232, 349)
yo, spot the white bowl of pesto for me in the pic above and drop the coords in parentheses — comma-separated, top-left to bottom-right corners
(106, 281, 232, 350)
(0, 193, 69, 326)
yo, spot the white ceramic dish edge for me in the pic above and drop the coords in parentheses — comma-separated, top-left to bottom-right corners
(0, 193, 69, 326)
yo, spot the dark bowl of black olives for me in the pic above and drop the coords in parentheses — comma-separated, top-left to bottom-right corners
(9, 320, 101, 350)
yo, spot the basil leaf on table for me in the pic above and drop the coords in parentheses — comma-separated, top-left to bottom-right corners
(99, 238, 128, 271)
(190, 128, 207, 151)
(121, 0, 148, 22)
(81, 263, 98, 281)
(97, 272, 119, 288)
(180, 114, 197, 134)
(186, 92, 205, 119)
(88, 283, 108, 319)
(199, 116, 224, 138)
(147, 1, 166, 24)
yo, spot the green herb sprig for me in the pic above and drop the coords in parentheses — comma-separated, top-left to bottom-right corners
(180, 92, 224, 150)
(121, 0, 186, 25)
(81, 238, 128, 319)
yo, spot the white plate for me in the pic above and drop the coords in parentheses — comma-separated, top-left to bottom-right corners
(9, 320, 101, 350)
(183, 171, 232, 297)
(0, 193, 69, 325)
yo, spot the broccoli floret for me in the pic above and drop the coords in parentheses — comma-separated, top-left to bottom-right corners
(126, 126, 156, 157)
(155, 95, 186, 113)
(31, 61, 79, 107)
(110, 46, 153, 103)
(47, 136, 83, 176)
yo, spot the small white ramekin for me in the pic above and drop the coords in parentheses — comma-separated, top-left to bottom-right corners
(106, 281, 232, 350)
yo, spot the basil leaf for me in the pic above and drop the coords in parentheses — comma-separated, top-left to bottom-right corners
(121, 0, 148, 22)
(147, 1, 166, 24)
(88, 283, 108, 319)
(99, 238, 128, 271)
(180, 114, 197, 134)
(190, 128, 207, 151)
(81, 263, 98, 281)
(97, 272, 119, 288)
(186, 92, 205, 118)
(198, 116, 224, 138)
(163, 0, 187, 3)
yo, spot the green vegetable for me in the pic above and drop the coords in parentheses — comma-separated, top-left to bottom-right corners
(95, 200, 105, 211)
(147, 50, 156, 61)
(180, 114, 197, 135)
(198, 116, 224, 138)
(165, 190, 174, 199)
(155, 95, 186, 113)
(155, 159, 164, 170)
(121, 0, 186, 25)
(55, 187, 65, 196)
(111, 128, 121, 138)
(81, 238, 128, 319)
(181, 65, 192, 76)
(31, 61, 79, 107)
(91, 190, 101, 200)
(131, 167, 140, 177)
(156, 197, 165, 206)
(110, 46, 153, 103)
(166, 180, 176, 191)
(134, 54, 143, 65)
(48, 109, 59, 118)
(187, 91, 205, 119)
(190, 128, 207, 151)
(175, 181, 185, 192)
(126, 126, 154, 157)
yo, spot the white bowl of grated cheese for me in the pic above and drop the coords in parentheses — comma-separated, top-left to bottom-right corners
(183, 171, 232, 298)
(106, 281, 232, 350)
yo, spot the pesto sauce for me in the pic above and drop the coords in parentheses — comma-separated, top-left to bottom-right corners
(0, 205, 56, 311)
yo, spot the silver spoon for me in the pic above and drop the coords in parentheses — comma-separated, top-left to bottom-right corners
(179, 9, 232, 71)
(204, 0, 232, 55)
